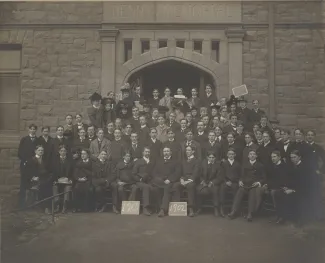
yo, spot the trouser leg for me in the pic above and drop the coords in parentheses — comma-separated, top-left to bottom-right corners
(255, 186, 266, 211)
(185, 182, 196, 208)
(211, 185, 219, 207)
(129, 184, 138, 201)
(141, 184, 151, 208)
(248, 188, 257, 214)
(171, 182, 181, 202)
(232, 187, 246, 212)
(53, 184, 59, 203)
(110, 182, 118, 207)
(161, 184, 171, 211)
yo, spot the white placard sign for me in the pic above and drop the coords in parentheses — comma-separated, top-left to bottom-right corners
(168, 202, 187, 216)
(232, 84, 248, 98)
(121, 201, 140, 215)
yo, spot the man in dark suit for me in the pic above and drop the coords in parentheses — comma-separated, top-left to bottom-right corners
(242, 132, 259, 163)
(279, 129, 294, 163)
(18, 124, 39, 208)
(151, 147, 181, 217)
(89, 128, 112, 160)
(72, 128, 90, 155)
(37, 126, 54, 168)
(197, 151, 224, 216)
(138, 115, 150, 144)
(221, 132, 243, 162)
(87, 92, 103, 129)
(202, 130, 222, 160)
(148, 89, 160, 109)
(147, 108, 159, 128)
(306, 130, 325, 174)
(163, 129, 181, 161)
(86, 125, 97, 143)
(228, 149, 266, 221)
(129, 106, 141, 132)
(237, 99, 252, 128)
(201, 84, 217, 108)
(173, 145, 200, 217)
(187, 88, 202, 109)
(52, 126, 71, 161)
(128, 132, 143, 161)
(72, 114, 88, 139)
(220, 149, 241, 215)
(223, 114, 238, 136)
(175, 119, 188, 143)
(257, 131, 275, 172)
(147, 128, 162, 162)
(129, 147, 155, 216)
(110, 129, 129, 164)
(194, 121, 208, 145)
(250, 99, 265, 126)
(181, 130, 202, 161)
(167, 112, 181, 132)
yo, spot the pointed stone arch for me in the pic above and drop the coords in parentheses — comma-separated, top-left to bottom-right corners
(115, 47, 229, 98)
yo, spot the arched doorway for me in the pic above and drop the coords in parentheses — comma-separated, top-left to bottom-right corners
(127, 60, 215, 99)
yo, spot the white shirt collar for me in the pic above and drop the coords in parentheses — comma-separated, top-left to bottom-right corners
(93, 105, 100, 109)
(57, 136, 63, 139)
(143, 157, 150, 163)
(83, 159, 89, 163)
(276, 160, 282, 165)
(187, 155, 195, 160)
(264, 141, 270, 147)
(249, 160, 256, 165)
(35, 155, 41, 159)
(198, 131, 204, 135)
(228, 159, 234, 165)
(151, 138, 156, 143)
(296, 160, 301, 166)
(168, 139, 175, 142)
(246, 142, 253, 147)
(164, 156, 171, 160)
(141, 125, 147, 128)
(308, 141, 315, 145)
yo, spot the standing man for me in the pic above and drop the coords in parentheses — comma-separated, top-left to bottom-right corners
(89, 128, 112, 160)
(18, 124, 39, 208)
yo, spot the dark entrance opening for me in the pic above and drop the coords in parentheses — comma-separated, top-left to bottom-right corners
(127, 60, 215, 100)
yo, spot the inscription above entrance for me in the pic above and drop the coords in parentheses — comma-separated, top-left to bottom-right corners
(103, 1, 241, 23)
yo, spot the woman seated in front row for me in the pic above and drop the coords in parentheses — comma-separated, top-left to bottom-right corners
(73, 149, 93, 212)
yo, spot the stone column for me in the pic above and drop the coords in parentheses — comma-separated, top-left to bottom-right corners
(99, 28, 119, 96)
(225, 28, 245, 96)
(268, 3, 276, 120)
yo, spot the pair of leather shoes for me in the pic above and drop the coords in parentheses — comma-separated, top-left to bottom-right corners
(228, 211, 236, 220)
(219, 206, 225, 218)
(98, 204, 107, 213)
(158, 209, 165, 217)
(246, 213, 253, 222)
(112, 205, 119, 214)
(143, 208, 151, 216)
(188, 208, 195, 217)
(276, 217, 285, 224)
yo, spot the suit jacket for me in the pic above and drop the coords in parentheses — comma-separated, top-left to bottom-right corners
(194, 131, 209, 145)
(181, 140, 202, 160)
(89, 138, 112, 159)
(102, 110, 116, 128)
(52, 156, 73, 181)
(25, 156, 53, 187)
(92, 159, 116, 186)
(148, 97, 160, 109)
(167, 121, 181, 132)
(223, 124, 238, 136)
(220, 159, 241, 183)
(138, 126, 150, 144)
(73, 159, 93, 182)
(267, 161, 290, 190)
(72, 123, 88, 139)
(63, 125, 74, 141)
(129, 143, 144, 160)
(37, 136, 54, 167)
(181, 158, 201, 182)
(87, 106, 103, 129)
(202, 141, 222, 160)
(240, 160, 266, 186)
(147, 118, 158, 128)
(151, 158, 181, 186)
(200, 160, 223, 185)
(162, 140, 181, 161)
(257, 142, 275, 170)
(72, 138, 90, 155)
(104, 131, 115, 141)
(201, 93, 217, 107)
(52, 137, 71, 160)
(175, 129, 188, 143)
(307, 142, 325, 173)
(129, 117, 141, 132)
(116, 160, 134, 184)
(221, 141, 243, 162)
(18, 136, 39, 164)
(132, 158, 155, 183)
(250, 108, 266, 125)
(187, 97, 202, 109)
(156, 125, 169, 143)
(237, 107, 252, 126)
(110, 140, 128, 163)
(147, 139, 162, 162)
(242, 143, 259, 163)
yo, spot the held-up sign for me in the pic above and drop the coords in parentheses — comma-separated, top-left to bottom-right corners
(232, 84, 248, 98)
(168, 202, 187, 216)
(121, 201, 140, 215)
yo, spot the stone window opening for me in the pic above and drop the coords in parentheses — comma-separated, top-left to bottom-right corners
(0, 44, 22, 132)
(176, 40, 185, 48)
(158, 40, 168, 49)
(124, 40, 133, 62)
(211, 40, 220, 63)
(141, 40, 150, 54)
(193, 40, 203, 54)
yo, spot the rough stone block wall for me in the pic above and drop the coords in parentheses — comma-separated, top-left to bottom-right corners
(0, 29, 102, 133)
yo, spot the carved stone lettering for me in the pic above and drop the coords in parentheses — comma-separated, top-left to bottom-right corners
(103, 2, 241, 23)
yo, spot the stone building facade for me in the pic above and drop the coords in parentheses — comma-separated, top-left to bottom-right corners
(0, 1, 324, 205)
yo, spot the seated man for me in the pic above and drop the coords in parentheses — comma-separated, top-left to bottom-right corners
(92, 150, 117, 213)
(173, 146, 200, 217)
(219, 148, 241, 216)
(228, 149, 265, 222)
(197, 151, 224, 217)
(129, 147, 155, 216)
(52, 145, 73, 214)
(151, 147, 181, 217)
(115, 152, 135, 212)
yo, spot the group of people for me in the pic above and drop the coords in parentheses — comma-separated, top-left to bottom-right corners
(18, 84, 324, 225)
